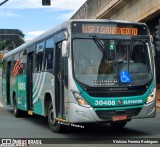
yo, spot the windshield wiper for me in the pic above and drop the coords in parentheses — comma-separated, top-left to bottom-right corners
(92, 35, 112, 60)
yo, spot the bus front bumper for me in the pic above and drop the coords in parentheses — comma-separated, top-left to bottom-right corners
(66, 100, 156, 123)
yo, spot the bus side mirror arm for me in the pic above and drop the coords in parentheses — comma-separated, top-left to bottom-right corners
(61, 41, 69, 57)
(63, 57, 68, 89)
(150, 35, 156, 56)
(151, 44, 156, 56)
(61, 40, 69, 88)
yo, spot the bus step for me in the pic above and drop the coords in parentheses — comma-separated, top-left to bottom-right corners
(28, 110, 33, 115)
(55, 118, 66, 122)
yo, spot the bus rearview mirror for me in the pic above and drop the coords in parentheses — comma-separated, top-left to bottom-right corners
(61, 41, 68, 57)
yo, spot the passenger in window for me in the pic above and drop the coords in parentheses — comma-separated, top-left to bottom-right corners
(118, 45, 134, 63)
(47, 53, 52, 70)
(98, 56, 114, 75)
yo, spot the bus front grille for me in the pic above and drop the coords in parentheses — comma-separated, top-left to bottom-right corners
(87, 90, 146, 97)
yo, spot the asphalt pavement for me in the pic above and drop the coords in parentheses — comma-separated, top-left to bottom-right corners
(0, 106, 160, 146)
(0, 106, 160, 139)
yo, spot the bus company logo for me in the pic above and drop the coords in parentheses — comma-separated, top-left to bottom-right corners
(118, 100, 122, 105)
(110, 88, 128, 91)
(1, 139, 42, 146)
(1, 139, 11, 146)
(18, 83, 26, 91)
(1, 139, 28, 147)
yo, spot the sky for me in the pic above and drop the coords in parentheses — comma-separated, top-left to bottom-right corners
(0, 0, 86, 41)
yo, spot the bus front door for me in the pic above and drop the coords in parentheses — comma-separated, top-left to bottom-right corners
(27, 52, 34, 111)
(55, 42, 65, 119)
(6, 61, 11, 105)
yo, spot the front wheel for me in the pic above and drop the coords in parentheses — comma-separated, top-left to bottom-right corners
(47, 102, 66, 133)
(13, 97, 21, 117)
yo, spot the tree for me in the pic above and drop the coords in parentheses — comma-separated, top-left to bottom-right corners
(0, 29, 25, 51)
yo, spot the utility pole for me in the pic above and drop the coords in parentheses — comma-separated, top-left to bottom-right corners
(0, 0, 9, 6)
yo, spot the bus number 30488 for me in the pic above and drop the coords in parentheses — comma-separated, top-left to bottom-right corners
(95, 100, 116, 106)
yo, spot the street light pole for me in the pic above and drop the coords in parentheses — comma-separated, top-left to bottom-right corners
(0, 0, 9, 6)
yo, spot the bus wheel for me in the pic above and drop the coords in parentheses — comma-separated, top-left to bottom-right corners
(13, 96, 21, 117)
(110, 121, 127, 128)
(47, 102, 66, 133)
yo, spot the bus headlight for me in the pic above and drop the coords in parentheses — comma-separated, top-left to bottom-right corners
(72, 91, 91, 108)
(146, 88, 156, 104)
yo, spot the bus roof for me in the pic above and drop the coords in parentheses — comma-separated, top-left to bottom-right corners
(3, 19, 146, 59)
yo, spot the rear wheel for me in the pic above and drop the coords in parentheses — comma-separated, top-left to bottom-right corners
(13, 96, 21, 117)
(110, 121, 127, 128)
(47, 102, 66, 133)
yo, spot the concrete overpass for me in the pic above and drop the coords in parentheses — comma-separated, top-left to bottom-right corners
(71, 0, 160, 22)
(71, 0, 160, 85)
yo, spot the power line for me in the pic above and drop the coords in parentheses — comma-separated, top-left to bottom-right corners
(0, 0, 9, 6)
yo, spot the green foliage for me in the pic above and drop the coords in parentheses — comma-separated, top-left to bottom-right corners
(0, 29, 25, 51)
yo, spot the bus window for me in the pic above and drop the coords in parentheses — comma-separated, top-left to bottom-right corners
(44, 37, 54, 70)
(19, 50, 27, 74)
(2, 59, 6, 76)
(35, 41, 45, 72)
(12, 53, 19, 76)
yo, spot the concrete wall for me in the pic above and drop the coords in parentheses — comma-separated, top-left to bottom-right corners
(71, 0, 118, 19)
(71, 0, 160, 23)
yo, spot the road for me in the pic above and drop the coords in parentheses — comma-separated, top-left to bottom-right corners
(0, 68, 160, 146)
(0, 106, 160, 139)
(0, 107, 160, 144)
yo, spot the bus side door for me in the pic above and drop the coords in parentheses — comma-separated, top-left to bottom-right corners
(55, 42, 68, 119)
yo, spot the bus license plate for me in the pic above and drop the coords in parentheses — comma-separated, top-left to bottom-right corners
(112, 115, 127, 121)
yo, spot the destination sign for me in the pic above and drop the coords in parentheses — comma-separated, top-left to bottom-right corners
(72, 22, 148, 36)
(82, 24, 138, 35)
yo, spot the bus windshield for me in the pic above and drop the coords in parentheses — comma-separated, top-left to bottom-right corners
(73, 38, 153, 87)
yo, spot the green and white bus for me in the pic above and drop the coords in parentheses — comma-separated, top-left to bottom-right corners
(2, 19, 156, 133)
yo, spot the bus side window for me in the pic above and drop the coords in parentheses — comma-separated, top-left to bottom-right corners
(19, 50, 27, 74)
(44, 37, 54, 70)
(36, 41, 45, 72)
(12, 53, 19, 76)
(2, 59, 6, 76)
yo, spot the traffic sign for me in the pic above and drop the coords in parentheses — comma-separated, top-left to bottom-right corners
(119, 71, 131, 83)
(42, 0, 51, 5)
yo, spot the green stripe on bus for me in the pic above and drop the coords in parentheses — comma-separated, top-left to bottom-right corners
(76, 81, 153, 108)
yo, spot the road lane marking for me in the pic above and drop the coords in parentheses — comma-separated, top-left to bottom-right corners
(0, 102, 4, 107)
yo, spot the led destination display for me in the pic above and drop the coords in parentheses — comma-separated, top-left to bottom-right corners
(82, 25, 138, 35)
(72, 22, 148, 36)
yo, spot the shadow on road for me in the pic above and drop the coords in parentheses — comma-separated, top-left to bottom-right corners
(4, 107, 151, 139)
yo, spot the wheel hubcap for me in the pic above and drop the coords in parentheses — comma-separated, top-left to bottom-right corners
(49, 109, 56, 125)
